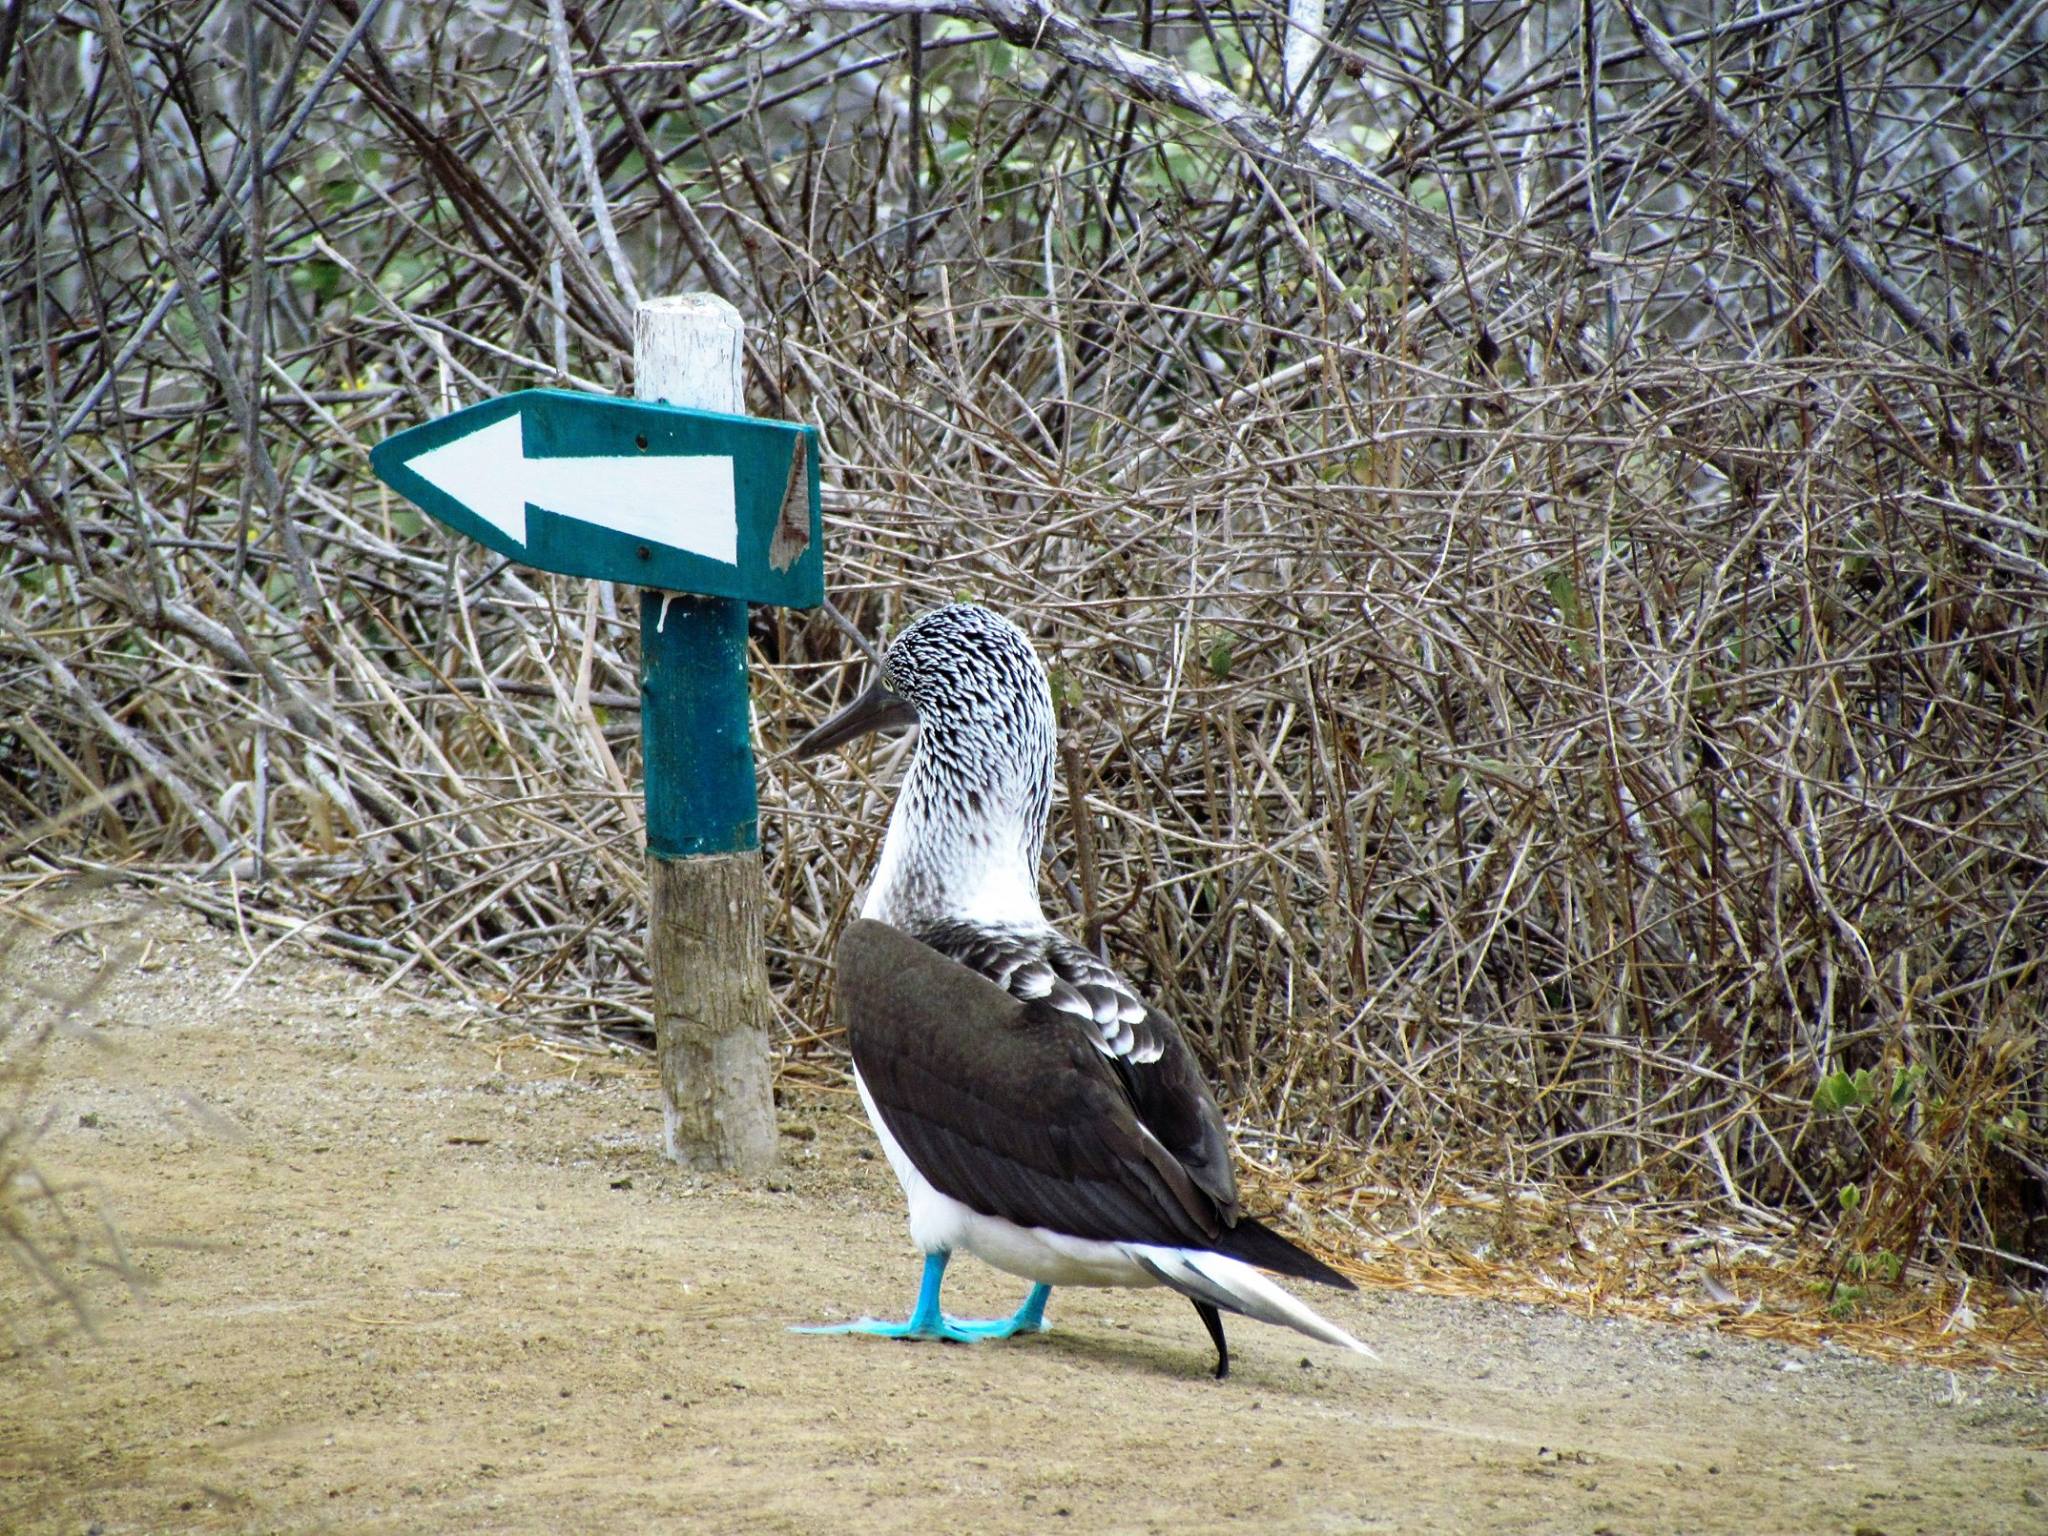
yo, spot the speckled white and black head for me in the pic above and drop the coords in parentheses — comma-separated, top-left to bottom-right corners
(795, 603, 1056, 930)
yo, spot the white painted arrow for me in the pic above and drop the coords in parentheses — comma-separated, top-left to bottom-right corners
(404, 412, 736, 565)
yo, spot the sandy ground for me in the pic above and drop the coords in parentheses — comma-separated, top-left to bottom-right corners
(3, 889, 2045, 1536)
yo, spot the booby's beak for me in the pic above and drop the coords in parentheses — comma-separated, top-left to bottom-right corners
(793, 677, 918, 760)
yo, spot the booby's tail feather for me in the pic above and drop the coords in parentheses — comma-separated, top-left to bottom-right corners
(1206, 1213, 1357, 1290)
(1129, 1245, 1376, 1359)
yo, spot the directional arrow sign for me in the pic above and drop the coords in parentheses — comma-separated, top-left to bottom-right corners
(405, 412, 737, 562)
(369, 388, 821, 607)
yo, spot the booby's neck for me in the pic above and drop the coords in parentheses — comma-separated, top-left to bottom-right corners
(860, 710, 1055, 931)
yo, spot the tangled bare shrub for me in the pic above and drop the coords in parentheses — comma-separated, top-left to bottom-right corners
(2, 2, 2043, 1273)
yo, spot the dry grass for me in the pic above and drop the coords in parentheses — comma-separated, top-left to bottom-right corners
(2, 0, 2044, 1318)
(1248, 1156, 2048, 1377)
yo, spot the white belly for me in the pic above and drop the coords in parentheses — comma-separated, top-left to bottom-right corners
(852, 1067, 1162, 1290)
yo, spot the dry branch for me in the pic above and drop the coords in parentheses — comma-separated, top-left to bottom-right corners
(803, 0, 1607, 366)
(1618, 0, 1966, 361)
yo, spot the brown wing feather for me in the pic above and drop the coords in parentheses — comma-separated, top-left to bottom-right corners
(907, 919, 1240, 1216)
(838, 919, 1228, 1247)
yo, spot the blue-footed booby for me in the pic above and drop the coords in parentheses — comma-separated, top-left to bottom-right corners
(793, 603, 1369, 1378)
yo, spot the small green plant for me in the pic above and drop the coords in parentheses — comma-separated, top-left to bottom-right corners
(1816, 1248, 1901, 1319)
(1813, 1063, 1925, 1115)
(1985, 1108, 2031, 1144)
(1844, 1249, 1902, 1284)
(1047, 666, 1080, 714)
(1198, 628, 1235, 682)
(1821, 1280, 1868, 1320)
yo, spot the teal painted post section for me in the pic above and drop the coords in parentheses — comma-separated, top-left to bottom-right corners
(639, 589, 756, 859)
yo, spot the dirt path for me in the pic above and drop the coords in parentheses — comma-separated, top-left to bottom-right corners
(5, 890, 2044, 1535)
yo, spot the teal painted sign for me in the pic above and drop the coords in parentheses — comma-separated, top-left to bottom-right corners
(369, 389, 822, 608)
(371, 388, 824, 861)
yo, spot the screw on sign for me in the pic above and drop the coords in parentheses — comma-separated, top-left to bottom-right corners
(370, 295, 818, 1172)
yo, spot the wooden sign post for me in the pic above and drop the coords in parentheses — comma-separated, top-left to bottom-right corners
(371, 294, 817, 1172)
(632, 296, 786, 1173)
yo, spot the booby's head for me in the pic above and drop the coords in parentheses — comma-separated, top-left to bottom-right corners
(795, 604, 1056, 929)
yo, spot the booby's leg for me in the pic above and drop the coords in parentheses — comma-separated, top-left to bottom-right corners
(947, 1281, 1051, 1338)
(1192, 1299, 1230, 1379)
(793, 1255, 1052, 1342)
(1013, 1282, 1051, 1331)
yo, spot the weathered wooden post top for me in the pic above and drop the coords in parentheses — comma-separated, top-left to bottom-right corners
(371, 295, 815, 1172)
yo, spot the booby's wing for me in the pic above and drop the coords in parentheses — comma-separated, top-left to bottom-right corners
(839, 919, 1233, 1250)
(909, 919, 1238, 1214)
(911, 919, 1152, 1052)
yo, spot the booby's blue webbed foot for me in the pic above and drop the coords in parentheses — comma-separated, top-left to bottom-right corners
(940, 1278, 1051, 1338)
(793, 1254, 1051, 1342)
